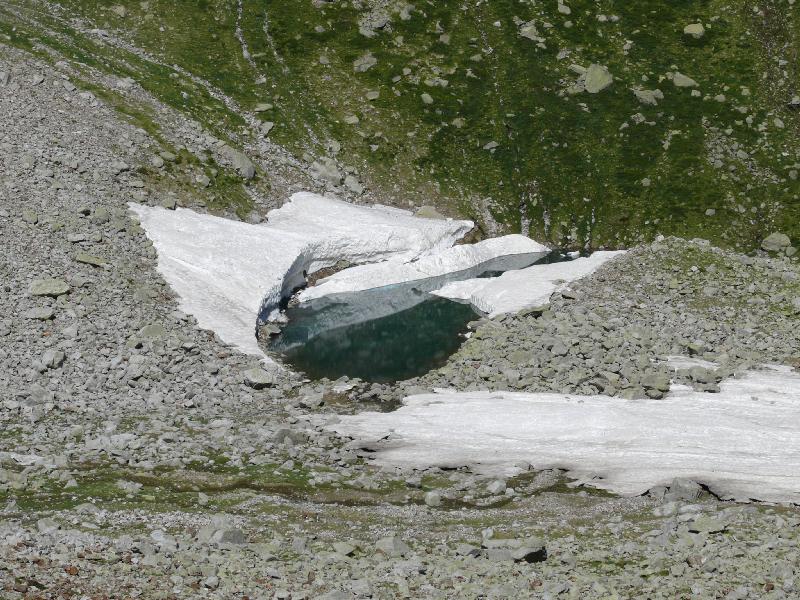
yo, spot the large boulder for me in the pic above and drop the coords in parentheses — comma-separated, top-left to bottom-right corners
(220, 145, 256, 179)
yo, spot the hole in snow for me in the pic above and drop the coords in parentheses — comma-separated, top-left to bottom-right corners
(268, 251, 578, 382)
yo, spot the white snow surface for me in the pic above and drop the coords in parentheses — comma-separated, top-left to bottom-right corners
(664, 356, 719, 370)
(298, 235, 549, 302)
(329, 365, 800, 503)
(432, 251, 626, 316)
(129, 193, 472, 363)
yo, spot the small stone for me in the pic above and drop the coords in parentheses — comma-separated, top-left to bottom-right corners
(30, 279, 70, 297)
(584, 64, 613, 93)
(75, 252, 107, 267)
(683, 23, 705, 39)
(160, 197, 177, 210)
(689, 515, 727, 534)
(26, 307, 55, 320)
(41, 349, 66, 369)
(375, 536, 410, 557)
(139, 323, 167, 339)
(254, 102, 273, 112)
(333, 541, 356, 556)
(37, 518, 59, 534)
(343, 175, 364, 195)
(421, 93, 434, 105)
(91, 206, 111, 224)
(220, 145, 256, 179)
(424, 491, 442, 507)
(673, 72, 699, 88)
(633, 88, 664, 106)
(215, 528, 247, 545)
(22, 210, 38, 224)
(150, 156, 165, 168)
(244, 367, 276, 389)
(353, 52, 377, 72)
(511, 539, 547, 563)
(487, 480, 507, 495)
(642, 373, 670, 392)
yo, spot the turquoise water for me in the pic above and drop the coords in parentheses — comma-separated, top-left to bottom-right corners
(274, 295, 478, 383)
(270, 251, 575, 382)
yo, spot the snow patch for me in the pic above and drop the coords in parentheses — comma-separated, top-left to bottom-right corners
(330, 366, 800, 503)
(298, 234, 549, 302)
(129, 193, 472, 364)
(664, 355, 719, 370)
(432, 251, 626, 316)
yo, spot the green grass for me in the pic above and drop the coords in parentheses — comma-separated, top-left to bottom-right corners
(1, 0, 798, 248)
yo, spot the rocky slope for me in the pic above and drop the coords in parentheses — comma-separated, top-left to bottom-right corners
(2, 11, 800, 600)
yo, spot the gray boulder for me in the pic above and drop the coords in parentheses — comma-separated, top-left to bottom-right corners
(584, 64, 613, 93)
(244, 367, 276, 389)
(30, 278, 70, 297)
(683, 23, 705, 39)
(761, 232, 791, 252)
(375, 535, 410, 557)
(673, 72, 699, 88)
(220, 145, 256, 179)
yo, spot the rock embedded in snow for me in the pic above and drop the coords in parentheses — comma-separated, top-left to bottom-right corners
(414, 205, 446, 220)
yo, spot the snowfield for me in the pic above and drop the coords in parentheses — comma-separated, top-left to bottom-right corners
(329, 365, 800, 503)
(130, 193, 472, 363)
(298, 234, 549, 302)
(432, 251, 627, 317)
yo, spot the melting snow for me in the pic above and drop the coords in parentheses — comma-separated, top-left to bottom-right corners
(298, 234, 549, 302)
(432, 251, 626, 317)
(129, 193, 472, 363)
(330, 365, 800, 503)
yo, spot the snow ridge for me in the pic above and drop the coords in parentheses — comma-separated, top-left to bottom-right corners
(129, 193, 473, 364)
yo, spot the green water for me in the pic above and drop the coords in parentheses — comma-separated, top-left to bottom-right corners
(275, 296, 478, 383)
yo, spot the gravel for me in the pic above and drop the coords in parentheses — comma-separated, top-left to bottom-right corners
(1, 43, 799, 600)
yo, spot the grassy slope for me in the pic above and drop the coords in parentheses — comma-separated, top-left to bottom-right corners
(1, 0, 798, 249)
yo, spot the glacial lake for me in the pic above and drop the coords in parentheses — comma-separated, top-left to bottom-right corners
(270, 251, 577, 382)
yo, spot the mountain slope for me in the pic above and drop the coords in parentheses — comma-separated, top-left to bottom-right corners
(2, 0, 798, 249)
